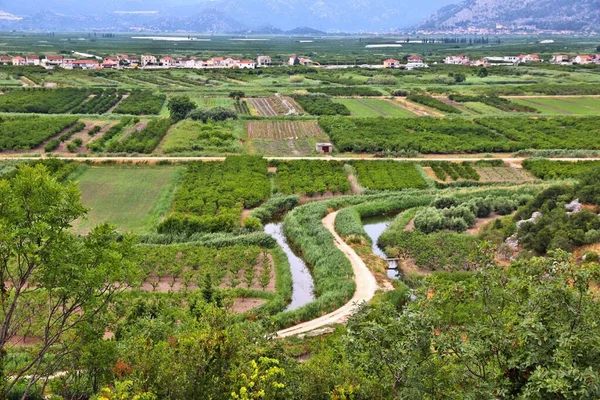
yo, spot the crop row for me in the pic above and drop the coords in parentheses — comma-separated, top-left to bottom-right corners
(351, 161, 428, 190)
(0, 88, 90, 114)
(427, 161, 480, 181)
(158, 156, 270, 235)
(522, 159, 600, 179)
(86, 118, 135, 152)
(71, 89, 124, 114)
(0, 116, 78, 150)
(307, 86, 381, 97)
(246, 120, 323, 140)
(112, 90, 166, 115)
(135, 244, 273, 291)
(407, 94, 462, 114)
(449, 94, 538, 113)
(320, 116, 600, 154)
(292, 94, 350, 116)
(275, 160, 350, 196)
(107, 118, 172, 153)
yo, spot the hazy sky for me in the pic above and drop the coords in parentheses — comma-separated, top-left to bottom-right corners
(0, 0, 460, 30)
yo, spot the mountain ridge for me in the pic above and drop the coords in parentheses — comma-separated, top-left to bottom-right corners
(420, 0, 600, 31)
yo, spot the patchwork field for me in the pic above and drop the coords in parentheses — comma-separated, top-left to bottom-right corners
(246, 120, 329, 155)
(73, 166, 181, 234)
(248, 96, 304, 116)
(334, 98, 415, 117)
(509, 96, 600, 115)
(158, 119, 243, 154)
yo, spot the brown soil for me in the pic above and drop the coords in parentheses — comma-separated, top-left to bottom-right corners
(465, 213, 503, 235)
(232, 298, 267, 313)
(107, 93, 130, 114)
(404, 219, 415, 232)
(347, 173, 363, 194)
(400, 258, 432, 275)
(7, 336, 43, 347)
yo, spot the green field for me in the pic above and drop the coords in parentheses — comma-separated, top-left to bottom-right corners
(334, 98, 415, 117)
(73, 166, 181, 234)
(510, 97, 600, 115)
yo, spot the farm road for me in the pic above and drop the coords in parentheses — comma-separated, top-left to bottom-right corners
(275, 212, 379, 338)
(4, 155, 600, 164)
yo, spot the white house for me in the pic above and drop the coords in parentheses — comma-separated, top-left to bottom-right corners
(257, 55, 271, 67)
(239, 59, 256, 69)
(407, 55, 423, 64)
(551, 54, 570, 64)
(383, 58, 400, 68)
(573, 55, 594, 65)
(141, 55, 157, 66)
(12, 56, 25, 66)
(519, 54, 541, 63)
(160, 56, 175, 67)
(61, 58, 75, 69)
(25, 55, 40, 66)
(72, 60, 99, 70)
(43, 55, 63, 67)
(444, 54, 470, 65)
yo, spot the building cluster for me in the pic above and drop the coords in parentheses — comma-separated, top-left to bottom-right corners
(550, 54, 600, 65)
(383, 55, 428, 70)
(0, 54, 275, 70)
(442, 53, 600, 67)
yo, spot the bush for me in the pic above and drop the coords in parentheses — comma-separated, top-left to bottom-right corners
(188, 107, 238, 123)
(414, 207, 445, 233)
(407, 94, 462, 114)
(292, 94, 350, 116)
(44, 138, 60, 152)
(432, 196, 459, 209)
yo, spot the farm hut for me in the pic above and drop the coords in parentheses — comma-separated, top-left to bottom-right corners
(316, 143, 333, 154)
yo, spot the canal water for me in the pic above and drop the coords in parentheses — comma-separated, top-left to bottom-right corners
(361, 216, 402, 280)
(264, 222, 315, 311)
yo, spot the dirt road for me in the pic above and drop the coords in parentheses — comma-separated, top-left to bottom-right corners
(275, 212, 379, 338)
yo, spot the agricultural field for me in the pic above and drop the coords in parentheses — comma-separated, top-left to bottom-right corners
(425, 161, 481, 181)
(112, 90, 166, 115)
(522, 159, 600, 179)
(275, 160, 350, 196)
(476, 166, 536, 183)
(136, 244, 275, 294)
(334, 98, 415, 117)
(510, 96, 600, 115)
(321, 116, 600, 154)
(0, 115, 79, 150)
(351, 161, 428, 190)
(158, 156, 270, 235)
(248, 95, 303, 116)
(0, 88, 90, 114)
(246, 120, 330, 155)
(190, 96, 234, 109)
(73, 165, 182, 235)
(159, 119, 243, 154)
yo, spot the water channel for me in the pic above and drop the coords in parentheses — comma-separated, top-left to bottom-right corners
(264, 222, 315, 311)
(361, 215, 402, 280)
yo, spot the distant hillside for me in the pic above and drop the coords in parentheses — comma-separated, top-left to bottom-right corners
(420, 0, 600, 31)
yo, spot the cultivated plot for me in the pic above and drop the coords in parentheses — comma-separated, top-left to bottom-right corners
(334, 98, 415, 117)
(246, 120, 329, 155)
(73, 166, 181, 235)
(509, 97, 600, 115)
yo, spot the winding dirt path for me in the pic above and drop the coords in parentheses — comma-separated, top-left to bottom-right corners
(275, 212, 379, 338)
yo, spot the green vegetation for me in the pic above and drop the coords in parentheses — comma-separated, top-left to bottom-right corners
(292, 94, 350, 116)
(70, 89, 123, 114)
(112, 90, 166, 115)
(86, 117, 135, 152)
(106, 118, 172, 153)
(427, 161, 480, 181)
(158, 156, 269, 235)
(523, 159, 600, 179)
(0, 116, 78, 150)
(352, 161, 428, 190)
(74, 165, 182, 234)
(274, 160, 350, 196)
(307, 86, 382, 96)
(0, 88, 89, 113)
(321, 116, 600, 154)
(334, 98, 415, 117)
(160, 120, 241, 154)
(407, 94, 461, 114)
(449, 94, 538, 113)
(510, 96, 600, 115)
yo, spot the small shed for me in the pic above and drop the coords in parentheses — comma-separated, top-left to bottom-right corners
(316, 143, 333, 154)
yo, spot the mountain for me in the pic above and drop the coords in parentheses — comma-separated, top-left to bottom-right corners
(0, 0, 457, 32)
(420, 0, 600, 31)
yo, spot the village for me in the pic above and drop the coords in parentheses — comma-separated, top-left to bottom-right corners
(0, 51, 599, 72)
